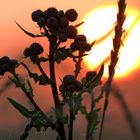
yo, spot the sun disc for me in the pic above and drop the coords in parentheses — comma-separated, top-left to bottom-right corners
(79, 6, 140, 79)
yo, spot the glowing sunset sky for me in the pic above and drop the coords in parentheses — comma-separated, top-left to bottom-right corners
(0, 0, 140, 56)
(0, 0, 140, 140)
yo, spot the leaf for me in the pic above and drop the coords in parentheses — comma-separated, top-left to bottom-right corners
(80, 106, 87, 115)
(90, 41, 96, 47)
(38, 74, 51, 85)
(39, 57, 49, 62)
(8, 76, 20, 88)
(93, 64, 104, 85)
(67, 94, 82, 116)
(22, 63, 50, 85)
(55, 109, 68, 124)
(16, 21, 44, 38)
(85, 64, 104, 90)
(22, 63, 40, 83)
(87, 108, 100, 136)
(7, 98, 35, 118)
(74, 21, 84, 28)
(33, 116, 50, 132)
(55, 47, 73, 64)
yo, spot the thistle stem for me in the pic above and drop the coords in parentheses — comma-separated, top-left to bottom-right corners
(49, 38, 66, 140)
(69, 111, 74, 140)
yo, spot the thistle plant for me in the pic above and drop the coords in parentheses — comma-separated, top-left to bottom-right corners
(0, 0, 127, 140)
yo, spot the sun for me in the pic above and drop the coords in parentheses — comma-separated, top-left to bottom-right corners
(79, 6, 140, 79)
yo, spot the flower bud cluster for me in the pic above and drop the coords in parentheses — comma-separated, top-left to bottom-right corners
(85, 71, 97, 81)
(0, 56, 18, 75)
(70, 34, 92, 52)
(31, 7, 78, 41)
(24, 43, 44, 63)
(59, 75, 82, 94)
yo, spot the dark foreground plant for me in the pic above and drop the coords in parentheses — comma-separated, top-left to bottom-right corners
(0, 0, 127, 140)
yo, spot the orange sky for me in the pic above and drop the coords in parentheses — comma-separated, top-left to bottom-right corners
(0, 0, 140, 55)
(0, 0, 140, 139)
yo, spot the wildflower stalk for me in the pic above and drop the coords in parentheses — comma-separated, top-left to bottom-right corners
(86, 93, 95, 140)
(98, 0, 126, 140)
(74, 49, 83, 79)
(68, 49, 83, 140)
(20, 119, 34, 140)
(68, 110, 74, 140)
(49, 36, 66, 140)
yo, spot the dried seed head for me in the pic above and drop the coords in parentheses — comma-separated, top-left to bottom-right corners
(65, 9, 78, 22)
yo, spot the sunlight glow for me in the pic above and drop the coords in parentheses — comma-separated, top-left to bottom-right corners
(79, 6, 140, 79)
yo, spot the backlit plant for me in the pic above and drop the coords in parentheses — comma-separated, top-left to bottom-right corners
(0, 0, 126, 140)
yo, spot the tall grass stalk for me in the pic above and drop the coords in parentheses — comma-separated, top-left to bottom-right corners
(98, 0, 126, 140)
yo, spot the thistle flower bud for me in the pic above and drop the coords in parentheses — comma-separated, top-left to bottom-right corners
(75, 35, 87, 42)
(65, 25, 77, 39)
(30, 56, 40, 63)
(86, 71, 97, 81)
(37, 17, 46, 27)
(31, 9, 44, 22)
(24, 48, 31, 57)
(58, 10, 65, 17)
(59, 84, 65, 93)
(0, 67, 4, 76)
(75, 80, 82, 91)
(59, 33, 67, 42)
(44, 7, 59, 18)
(2, 63, 11, 72)
(0, 56, 10, 65)
(59, 17, 69, 28)
(10, 59, 18, 67)
(82, 43, 91, 52)
(29, 43, 44, 56)
(0, 56, 18, 75)
(46, 17, 59, 31)
(63, 75, 76, 86)
(65, 9, 78, 22)
(67, 84, 76, 92)
(70, 42, 79, 51)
